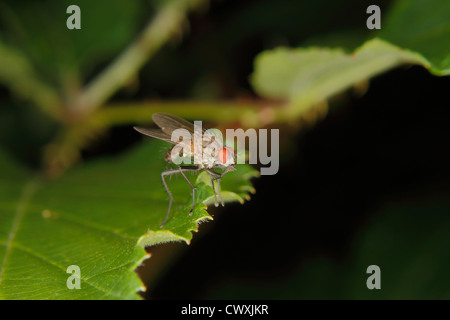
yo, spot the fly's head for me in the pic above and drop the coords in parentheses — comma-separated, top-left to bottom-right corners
(216, 146, 236, 170)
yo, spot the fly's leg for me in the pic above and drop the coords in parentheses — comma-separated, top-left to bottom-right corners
(160, 166, 199, 228)
(207, 169, 225, 207)
(209, 174, 219, 207)
(161, 169, 178, 227)
(178, 167, 195, 215)
(214, 177, 225, 207)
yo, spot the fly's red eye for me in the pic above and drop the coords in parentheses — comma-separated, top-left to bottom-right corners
(218, 148, 228, 164)
(218, 147, 234, 164)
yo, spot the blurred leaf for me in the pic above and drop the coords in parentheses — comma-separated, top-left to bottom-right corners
(0, 141, 258, 299)
(301, 29, 370, 52)
(0, 0, 144, 83)
(251, 38, 428, 116)
(379, 0, 450, 75)
(251, 0, 450, 118)
(0, 41, 60, 117)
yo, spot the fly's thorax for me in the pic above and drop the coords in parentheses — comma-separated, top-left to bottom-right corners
(199, 145, 223, 168)
(166, 139, 235, 168)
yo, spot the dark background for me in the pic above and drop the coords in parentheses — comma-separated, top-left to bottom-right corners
(148, 65, 450, 299)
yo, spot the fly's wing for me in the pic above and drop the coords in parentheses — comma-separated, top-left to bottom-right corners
(150, 113, 223, 164)
(153, 111, 211, 150)
(133, 126, 174, 143)
(134, 120, 195, 164)
(152, 113, 196, 136)
(134, 126, 191, 164)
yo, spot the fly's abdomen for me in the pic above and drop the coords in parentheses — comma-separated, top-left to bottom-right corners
(165, 146, 195, 165)
(165, 148, 173, 164)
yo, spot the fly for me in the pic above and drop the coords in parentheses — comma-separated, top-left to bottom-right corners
(134, 113, 236, 227)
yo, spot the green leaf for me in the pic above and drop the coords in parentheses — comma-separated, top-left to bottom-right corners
(250, 0, 450, 118)
(0, 141, 258, 299)
(300, 0, 450, 76)
(379, 0, 450, 75)
(251, 38, 428, 116)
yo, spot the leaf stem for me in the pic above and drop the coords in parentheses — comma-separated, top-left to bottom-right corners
(73, 0, 208, 114)
(90, 99, 287, 129)
(0, 42, 62, 120)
